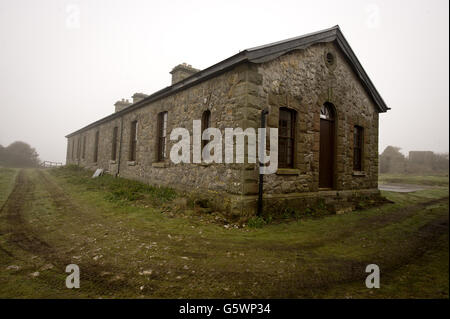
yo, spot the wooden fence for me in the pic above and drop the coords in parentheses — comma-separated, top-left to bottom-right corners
(41, 161, 63, 168)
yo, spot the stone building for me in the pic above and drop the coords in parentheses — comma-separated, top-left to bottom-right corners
(408, 151, 435, 166)
(66, 26, 389, 217)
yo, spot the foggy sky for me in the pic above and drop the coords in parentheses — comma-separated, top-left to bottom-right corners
(0, 0, 448, 163)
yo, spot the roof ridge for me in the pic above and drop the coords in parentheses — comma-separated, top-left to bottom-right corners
(246, 25, 340, 52)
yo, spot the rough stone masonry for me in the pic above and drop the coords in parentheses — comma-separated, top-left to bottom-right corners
(65, 26, 389, 218)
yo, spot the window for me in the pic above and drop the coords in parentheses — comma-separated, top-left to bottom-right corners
(326, 52, 335, 66)
(353, 125, 364, 171)
(82, 136, 86, 159)
(76, 137, 81, 159)
(320, 102, 335, 120)
(278, 108, 296, 168)
(326, 52, 334, 64)
(157, 111, 168, 161)
(112, 127, 118, 161)
(93, 131, 99, 163)
(71, 139, 75, 160)
(129, 121, 138, 161)
(201, 110, 211, 150)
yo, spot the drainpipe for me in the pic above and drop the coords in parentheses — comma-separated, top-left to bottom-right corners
(257, 109, 269, 216)
(117, 116, 124, 176)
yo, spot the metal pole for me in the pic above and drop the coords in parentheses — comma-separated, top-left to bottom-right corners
(257, 109, 269, 216)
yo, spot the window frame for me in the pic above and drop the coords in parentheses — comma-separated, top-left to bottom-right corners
(320, 102, 335, 120)
(112, 126, 118, 161)
(93, 131, 99, 163)
(157, 111, 168, 162)
(278, 107, 296, 169)
(129, 121, 138, 162)
(353, 125, 364, 171)
(82, 135, 86, 159)
(76, 137, 81, 159)
(201, 110, 211, 150)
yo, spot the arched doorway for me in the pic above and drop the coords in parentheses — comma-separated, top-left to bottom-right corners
(319, 102, 335, 188)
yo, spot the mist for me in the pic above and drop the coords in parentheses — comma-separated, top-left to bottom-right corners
(0, 0, 448, 163)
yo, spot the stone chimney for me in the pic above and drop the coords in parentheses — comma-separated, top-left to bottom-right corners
(132, 92, 148, 104)
(170, 63, 200, 85)
(114, 99, 131, 113)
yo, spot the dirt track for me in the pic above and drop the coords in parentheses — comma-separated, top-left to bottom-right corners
(0, 169, 448, 298)
(2, 170, 53, 255)
(0, 170, 143, 294)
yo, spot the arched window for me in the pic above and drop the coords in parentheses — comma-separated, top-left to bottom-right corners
(320, 102, 335, 120)
(111, 126, 118, 161)
(353, 125, 364, 171)
(82, 135, 86, 159)
(93, 131, 99, 163)
(319, 102, 336, 188)
(129, 121, 138, 161)
(71, 139, 75, 160)
(201, 110, 211, 150)
(76, 136, 81, 159)
(278, 107, 296, 168)
(157, 112, 168, 161)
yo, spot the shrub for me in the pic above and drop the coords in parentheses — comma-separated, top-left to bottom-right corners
(247, 216, 267, 228)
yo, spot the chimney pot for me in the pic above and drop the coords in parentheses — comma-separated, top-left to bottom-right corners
(114, 99, 131, 113)
(170, 63, 200, 85)
(132, 92, 148, 104)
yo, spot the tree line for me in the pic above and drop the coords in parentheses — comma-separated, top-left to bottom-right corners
(379, 146, 449, 174)
(0, 141, 41, 168)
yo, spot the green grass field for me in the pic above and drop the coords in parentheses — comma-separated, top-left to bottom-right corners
(0, 167, 448, 298)
(379, 173, 449, 187)
(0, 167, 18, 206)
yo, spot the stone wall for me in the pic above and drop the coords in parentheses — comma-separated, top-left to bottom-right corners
(244, 42, 379, 196)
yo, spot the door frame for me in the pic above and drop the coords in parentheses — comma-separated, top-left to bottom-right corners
(318, 101, 338, 190)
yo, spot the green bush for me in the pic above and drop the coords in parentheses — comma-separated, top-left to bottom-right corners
(247, 216, 267, 228)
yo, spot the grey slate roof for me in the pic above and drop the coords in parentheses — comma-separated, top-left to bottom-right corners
(66, 25, 388, 138)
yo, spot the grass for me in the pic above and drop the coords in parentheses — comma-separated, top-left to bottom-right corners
(53, 165, 177, 205)
(0, 167, 18, 207)
(379, 173, 449, 187)
(0, 167, 447, 298)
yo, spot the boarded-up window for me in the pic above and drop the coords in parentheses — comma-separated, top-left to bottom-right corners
(82, 136, 86, 159)
(93, 131, 99, 163)
(112, 127, 118, 161)
(201, 110, 211, 150)
(353, 125, 363, 171)
(129, 121, 138, 161)
(278, 108, 296, 168)
(157, 111, 168, 161)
